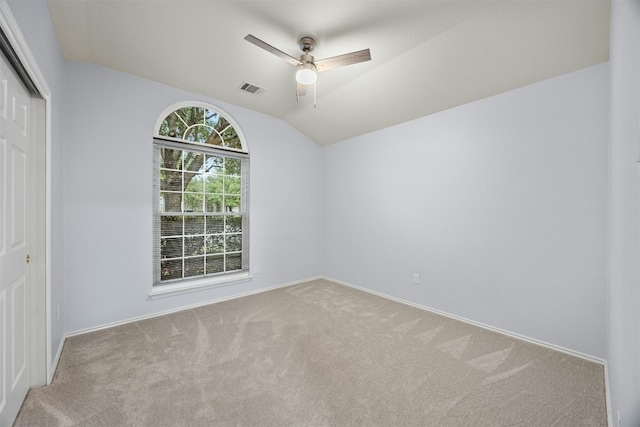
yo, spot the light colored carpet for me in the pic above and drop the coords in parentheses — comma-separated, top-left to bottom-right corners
(15, 279, 607, 426)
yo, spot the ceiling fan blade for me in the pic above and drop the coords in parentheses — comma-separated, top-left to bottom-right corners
(244, 34, 302, 67)
(315, 49, 371, 73)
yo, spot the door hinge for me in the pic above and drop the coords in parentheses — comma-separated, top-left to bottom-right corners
(25, 254, 30, 264)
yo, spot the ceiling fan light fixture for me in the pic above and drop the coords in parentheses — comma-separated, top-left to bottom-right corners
(296, 62, 317, 85)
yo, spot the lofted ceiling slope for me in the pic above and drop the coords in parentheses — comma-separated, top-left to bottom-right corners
(47, 0, 610, 146)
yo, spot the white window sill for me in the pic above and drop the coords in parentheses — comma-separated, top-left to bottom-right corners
(149, 271, 251, 299)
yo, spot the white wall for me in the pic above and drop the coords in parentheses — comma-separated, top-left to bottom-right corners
(62, 62, 322, 333)
(7, 0, 66, 372)
(608, 0, 640, 425)
(323, 63, 609, 358)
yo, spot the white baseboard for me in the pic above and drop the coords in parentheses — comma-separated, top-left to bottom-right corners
(323, 275, 606, 366)
(65, 276, 322, 338)
(48, 335, 65, 385)
(604, 360, 613, 427)
(68, 274, 605, 364)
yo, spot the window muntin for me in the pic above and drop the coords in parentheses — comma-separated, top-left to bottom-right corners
(153, 103, 248, 291)
(159, 149, 242, 214)
(157, 105, 243, 151)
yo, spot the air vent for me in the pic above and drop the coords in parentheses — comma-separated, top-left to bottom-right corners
(238, 82, 265, 96)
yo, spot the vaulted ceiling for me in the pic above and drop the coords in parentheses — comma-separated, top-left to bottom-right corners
(47, 0, 610, 146)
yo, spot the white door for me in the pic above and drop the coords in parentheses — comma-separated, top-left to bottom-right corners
(0, 50, 31, 425)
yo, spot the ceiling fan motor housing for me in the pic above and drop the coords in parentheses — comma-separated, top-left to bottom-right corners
(299, 36, 316, 53)
(300, 53, 315, 65)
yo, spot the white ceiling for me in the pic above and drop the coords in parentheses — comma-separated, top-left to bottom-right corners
(47, 0, 610, 146)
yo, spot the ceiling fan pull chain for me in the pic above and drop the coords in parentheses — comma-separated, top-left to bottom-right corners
(313, 81, 317, 108)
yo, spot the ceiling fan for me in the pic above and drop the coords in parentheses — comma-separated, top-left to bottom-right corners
(244, 34, 371, 106)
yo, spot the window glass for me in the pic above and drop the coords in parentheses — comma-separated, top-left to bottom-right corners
(153, 104, 248, 290)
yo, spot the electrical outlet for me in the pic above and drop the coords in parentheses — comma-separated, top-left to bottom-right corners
(413, 273, 420, 284)
(56, 304, 60, 321)
(254, 265, 260, 274)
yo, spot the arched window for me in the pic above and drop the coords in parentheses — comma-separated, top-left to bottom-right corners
(152, 102, 249, 296)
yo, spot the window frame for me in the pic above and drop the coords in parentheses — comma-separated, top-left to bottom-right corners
(150, 102, 250, 298)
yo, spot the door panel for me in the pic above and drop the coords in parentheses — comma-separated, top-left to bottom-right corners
(10, 141, 25, 250)
(11, 278, 25, 389)
(0, 50, 30, 425)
